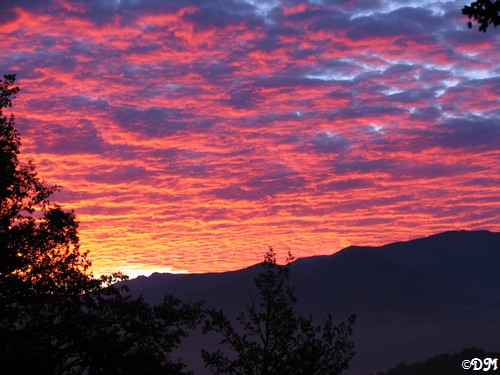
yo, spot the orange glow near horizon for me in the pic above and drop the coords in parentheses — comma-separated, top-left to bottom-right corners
(1, 1, 499, 277)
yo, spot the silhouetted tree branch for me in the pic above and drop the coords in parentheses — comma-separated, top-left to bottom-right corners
(202, 248, 356, 375)
(463, 0, 500, 32)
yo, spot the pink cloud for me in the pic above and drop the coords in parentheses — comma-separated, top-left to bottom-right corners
(1, 0, 498, 276)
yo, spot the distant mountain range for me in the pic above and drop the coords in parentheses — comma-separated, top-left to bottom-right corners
(124, 230, 500, 375)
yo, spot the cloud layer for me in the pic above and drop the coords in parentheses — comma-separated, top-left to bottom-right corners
(1, 0, 499, 276)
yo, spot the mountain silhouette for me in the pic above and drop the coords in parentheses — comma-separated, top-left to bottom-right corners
(124, 230, 500, 374)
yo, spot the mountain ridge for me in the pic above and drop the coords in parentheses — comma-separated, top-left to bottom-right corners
(123, 230, 500, 374)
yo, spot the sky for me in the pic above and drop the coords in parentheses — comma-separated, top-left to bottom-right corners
(1, 0, 499, 278)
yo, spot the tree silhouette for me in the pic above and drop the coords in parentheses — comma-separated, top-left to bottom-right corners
(0, 74, 93, 301)
(202, 248, 356, 375)
(3, 279, 202, 374)
(463, 0, 500, 32)
(0, 74, 202, 374)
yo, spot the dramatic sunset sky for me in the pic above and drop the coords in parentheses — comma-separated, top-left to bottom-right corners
(1, 0, 499, 277)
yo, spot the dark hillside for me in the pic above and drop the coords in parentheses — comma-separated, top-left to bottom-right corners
(124, 230, 500, 374)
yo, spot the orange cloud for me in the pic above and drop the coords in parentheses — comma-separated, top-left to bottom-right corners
(2, 0, 498, 277)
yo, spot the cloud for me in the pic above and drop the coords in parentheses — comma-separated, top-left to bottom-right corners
(317, 178, 375, 192)
(209, 169, 306, 200)
(311, 130, 350, 153)
(2, 0, 499, 275)
(19, 118, 106, 155)
(421, 115, 500, 151)
(111, 106, 190, 136)
(85, 165, 149, 184)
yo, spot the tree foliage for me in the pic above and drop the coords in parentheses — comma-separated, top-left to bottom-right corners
(0, 74, 203, 374)
(0, 74, 92, 301)
(2, 281, 203, 374)
(202, 248, 356, 375)
(463, 0, 500, 32)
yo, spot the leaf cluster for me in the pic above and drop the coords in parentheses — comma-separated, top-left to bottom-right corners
(463, 0, 500, 32)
